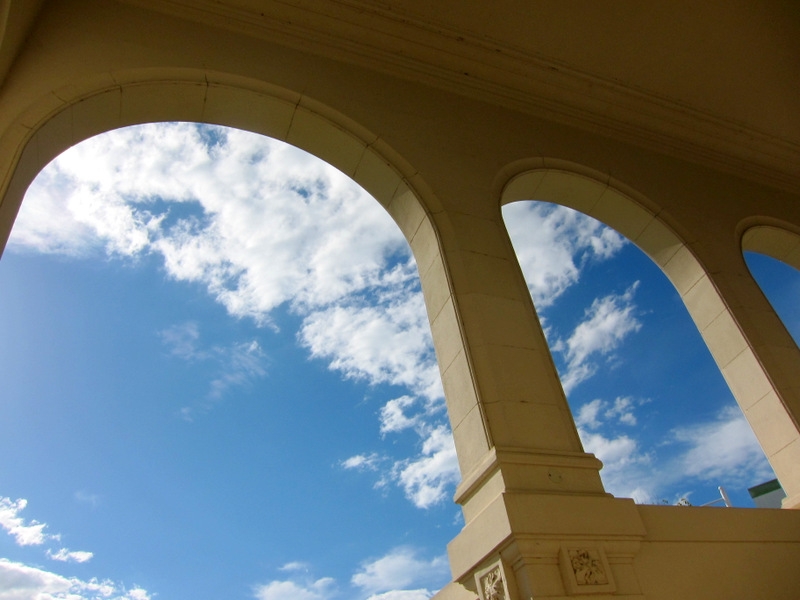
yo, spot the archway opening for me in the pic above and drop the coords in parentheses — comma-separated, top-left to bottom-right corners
(0, 123, 457, 600)
(500, 179, 776, 508)
(742, 225, 800, 345)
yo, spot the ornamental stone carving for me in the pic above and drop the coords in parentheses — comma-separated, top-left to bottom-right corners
(480, 566, 505, 600)
(474, 561, 514, 600)
(559, 546, 616, 595)
(568, 548, 608, 585)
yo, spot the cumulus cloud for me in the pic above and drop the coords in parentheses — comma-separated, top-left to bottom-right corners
(342, 424, 459, 509)
(0, 559, 150, 600)
(579, 428, 651, 499)
(0, 498, 53, 547)
(18, 122, 441, 411)
(253, 577, 336, 600)
(351, 548, 448, 597)
(575, 399, 604, 429)
(391, 426, 460, 509)
(553, 284, 642, 393)
(299, 291, 441, 402)
(503, 202, 626, 308)
(606, 396, 638, 426)
(17, 126, 455, 510)
(380, 396, 423, 434)
(15, 123, 407, 323)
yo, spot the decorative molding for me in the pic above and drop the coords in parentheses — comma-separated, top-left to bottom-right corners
(559, 546, 616, 595)
(474, 560, 515, 600)
(453, 446, 605, 505)
(120, 0, 800, 194)
(480, 567, 505, 600)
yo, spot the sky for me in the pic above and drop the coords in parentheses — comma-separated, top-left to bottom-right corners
(0, 122, 797, 600)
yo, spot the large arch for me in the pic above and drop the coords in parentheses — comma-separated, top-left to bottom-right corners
(499, 160, 800, 508)
(0, 70, 518, 485)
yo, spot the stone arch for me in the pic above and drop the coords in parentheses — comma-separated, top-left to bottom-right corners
(740, 224, 800, 347)
(0, 70, 441, 249)
(0, 69, 499, 479)
(499, 159, 800, 503)
(742, 224, 800, 272)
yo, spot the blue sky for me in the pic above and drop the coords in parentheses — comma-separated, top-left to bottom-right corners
(0, 123, 795, 600)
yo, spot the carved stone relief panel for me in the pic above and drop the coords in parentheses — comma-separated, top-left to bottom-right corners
(474, 560, 515, 600)
(558, 546, 616, 595)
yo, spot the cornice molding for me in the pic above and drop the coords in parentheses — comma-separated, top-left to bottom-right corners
(121, 0, 800, 194)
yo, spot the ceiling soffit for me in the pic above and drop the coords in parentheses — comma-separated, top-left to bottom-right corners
(118, 0, 800, 193)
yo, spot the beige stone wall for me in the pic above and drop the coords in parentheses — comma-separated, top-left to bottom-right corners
(2, 1, 800, 597)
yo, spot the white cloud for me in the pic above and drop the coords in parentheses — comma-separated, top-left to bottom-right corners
(253, 577, 335, 600)
(576, 397, 640, 430)
(503, 202, 626, 308)
(14, 124, 407, 320)
(299, 292, 442, 402)
(380, 396, 422, 434)
(606, 396, 637, 426)
(671, 406, 773, 483)
(47, 548, 94, 563)
(13, 124, 460, 512)
(575, 402, 774, 504)
(0, 498, 52, 547)
(0, 558, 150, 600)
(571, 394, 658, 501)
(581, 430, 643, 469)
(19, 123, 441, 411)
(345, 417, 459, 508)
(575, 399, 604, 429)
(253, 551, 444, 600)
(351, 548, 448, 596)
(555, 284, 642, 393)
(391, 426, 460, 509)
(342, 453, 383, 471)
(278, 561, 310, 573)
(578, 426, 652, 502)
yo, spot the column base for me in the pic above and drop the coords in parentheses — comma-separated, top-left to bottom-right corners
(443, 491, 646, 600)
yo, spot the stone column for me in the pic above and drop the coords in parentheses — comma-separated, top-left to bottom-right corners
(401, 196, 646, 599)
(708, 263, 800, 509)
